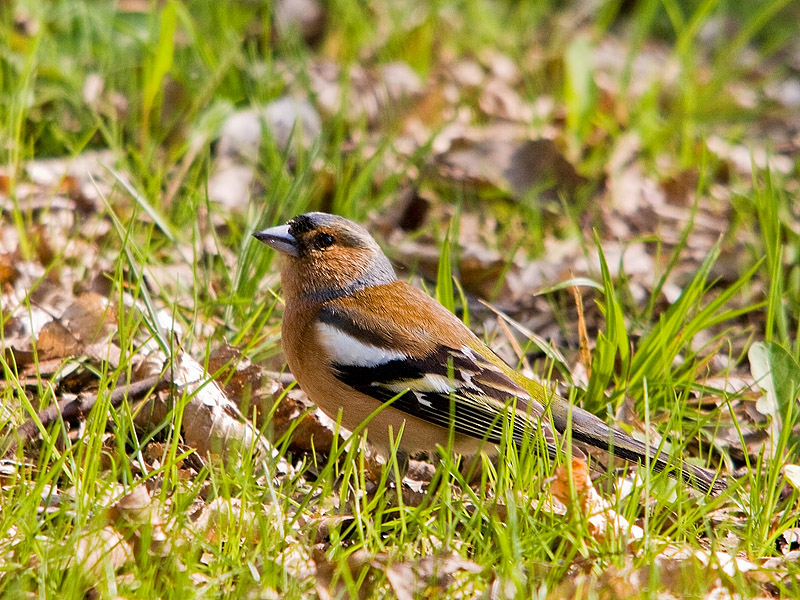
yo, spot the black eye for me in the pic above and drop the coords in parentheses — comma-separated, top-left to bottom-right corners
(316, 233, 335, 249)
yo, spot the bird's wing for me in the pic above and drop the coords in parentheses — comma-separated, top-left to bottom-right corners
(315, 297, 558, 453)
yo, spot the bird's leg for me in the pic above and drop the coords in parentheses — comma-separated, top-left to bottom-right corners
(459, 452, 502, 487)
(392, 449, 410, 480)
(367, 449, 409, 494)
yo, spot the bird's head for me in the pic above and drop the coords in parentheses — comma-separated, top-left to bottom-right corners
(253, 212, 396, 302)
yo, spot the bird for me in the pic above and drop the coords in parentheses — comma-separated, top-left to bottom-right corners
(253, 212, 725, 494)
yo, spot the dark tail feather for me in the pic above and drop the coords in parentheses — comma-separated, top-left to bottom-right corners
(561, 407, 727, 495)
(606, 428, 727, 495)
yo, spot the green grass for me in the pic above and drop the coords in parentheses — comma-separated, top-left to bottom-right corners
(2, 0, 800, 597)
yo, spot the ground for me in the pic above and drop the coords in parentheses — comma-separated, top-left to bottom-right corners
(1, 0, 800, 598)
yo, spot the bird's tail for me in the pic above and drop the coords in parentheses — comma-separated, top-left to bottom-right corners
(554, 403, 726, 495)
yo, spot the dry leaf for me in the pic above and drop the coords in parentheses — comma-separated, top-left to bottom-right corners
(108, 485, 157, 526)
(547, 554, 721, 600)
(177, 352, 269, 461)
(310, 60, 422, 125)
(551, 458, 644, 543)
(192, 497, 266, 545)
(207, 160, 255, 210)
(37, 320, 81, 359)
(74, 526, 133, 579)
(274, 0, 325, 44)
(206, 343, 341, 455)
(314, 547, 374, 600)
(436, 132, 586, 203)
(478, 79, 532, 121)
(450, 59, 485, 88)
(783, 465, 800, 490)
(383, 552, 482, 600)
(217, 97, 322, 162)
(0, 253, 19, 285)
(109, 485, 170, 556)
(706, 135, 793, 175)
(62, 292, 116, 344)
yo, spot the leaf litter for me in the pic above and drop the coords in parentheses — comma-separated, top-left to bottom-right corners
(2, 2, 800, 597)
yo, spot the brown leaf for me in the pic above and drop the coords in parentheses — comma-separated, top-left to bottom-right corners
(206, 160, 255, 211)
(551, 458, 644, 543)
(383, 552, 482, 600)
(313, 546, 374, 600)
(192, 497, 267, 545)
(274, 0, 325, 45)
(61, 292, 116, 344)
(26, 292, 122, 367)
(108, 485, 170, 557)
(37, 320, 80, 360)
(436, 132, 586, 203)
(775, 528, 800, 555)
(310, 60, 422, 126)
(205, 344, 340, 455)
(29, 278, 73, 320)
(378, 186, 431, 233)
(30, 225, 55, 268)
(271, 388, 339, 454)
(478, 79, 532, 121)
(177, 352, 265, 459)
(706, 135, 793, 175)
(449, 59, 485, 88)
(173, 352, 295, 481)
(661, 168, 699, 207)
(206, 343, 280, 419)
(0, 253, 19, 285)
(217, 98, 322, 162)
(606, 163, 663, 219)
(108, 485, 156, 526)
(309, 515, 356, 544)
(547, 555, 721, 600)
(277, 539, 317, 586)
(74, 526, 133, 579)
(505, 138, 586, 201)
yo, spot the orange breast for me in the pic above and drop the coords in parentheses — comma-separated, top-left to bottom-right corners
(281, 300, 486, 457)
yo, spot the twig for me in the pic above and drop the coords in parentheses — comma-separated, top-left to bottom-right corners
(4, 374, 172, 457)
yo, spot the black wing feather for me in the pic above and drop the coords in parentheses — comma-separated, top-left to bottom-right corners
(331, 347, 555, 456)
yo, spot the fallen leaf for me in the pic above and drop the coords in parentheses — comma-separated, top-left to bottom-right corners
(774, 528, 800, 557)
(0, 253, 20, 284)
(383, 552, 482, 600)
(74, 526, 133, 579)
(61, 292, 116, 345)
(706, 135, 794, 176)
(217, 97, 322, 162)
(449, 59, 485, 88)
(314, 547, 374, 600)
(436, 132, 586, 203)
(749, 341, 800, 456)
(177, 351, 275, 464)
(274, 0, 325, 44)
(551, 458, 644, 543)
(783, 465, 800, 490)
(207, 160, 255, 210)
(108, 485, 157, 526)
(478, 78, 532, 121)
(310, 60, 423, 126)
(192, 497, 265, 545)
(37, 320, 80, 360)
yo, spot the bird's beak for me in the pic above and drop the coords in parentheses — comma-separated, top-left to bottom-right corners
(253, 224, 300, 257)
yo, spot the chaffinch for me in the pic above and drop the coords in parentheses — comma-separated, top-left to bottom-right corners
(254, 212, 725, 494)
